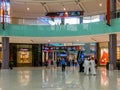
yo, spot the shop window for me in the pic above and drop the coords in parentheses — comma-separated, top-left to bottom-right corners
(65, 17, 79, 24)
(17, 45, 32, 64)
(18, 50, 31, 63)
(100, 48, 108, 65)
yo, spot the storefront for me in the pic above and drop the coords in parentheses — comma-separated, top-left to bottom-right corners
(10, 44, 42, 67)
(2, 42, 118, 67)
(99, 42, 120, 65)
(42, 43, 97, 64)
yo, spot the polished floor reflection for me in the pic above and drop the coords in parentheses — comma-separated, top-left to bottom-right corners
(0, 67, 120, 90)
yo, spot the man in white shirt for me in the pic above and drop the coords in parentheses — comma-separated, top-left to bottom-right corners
(89, 57, 96, 75)
(83, 58, 90, 75)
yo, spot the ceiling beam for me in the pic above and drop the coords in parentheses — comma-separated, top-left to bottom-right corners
(79, 2, 88, 12)
(14, 0, 74, 3)
(41, 2, 49, 13)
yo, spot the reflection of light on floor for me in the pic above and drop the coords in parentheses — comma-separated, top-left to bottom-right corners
(56, 88, 62, 89)
(66, 81, 72, 84)
(117, 78, 120, 87)
(0, 88, 1, 90)
(42, 70, 49, 82)
(46, 77, 49, 81)
(19, 71, 30, 86)
(101, 69, 109, 86)
(42, 70, 45, 82)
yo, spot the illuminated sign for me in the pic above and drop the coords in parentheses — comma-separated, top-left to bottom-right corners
(46, 11, 84, 17)
(100, 48, 108, 65)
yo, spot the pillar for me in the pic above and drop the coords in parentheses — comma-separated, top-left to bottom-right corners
(42, 52, 45, 63)
(52, 51, 54, 61)
(46, 52, 48, 60)
(110, 0, 116, 19)
(109, 34, 117, 69)
(109, 0, 117, 70)
(95, 43, 100, 65)
(54, 51, 57, 61)
(1, 37, 9, 69)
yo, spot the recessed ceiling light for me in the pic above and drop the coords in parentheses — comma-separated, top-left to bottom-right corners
(48, 40, 51, 42)
(65, 12, 68, 15)
(63, 8, 66, 11)
(27, 7, 30, 11)
(99, 3, 102, 7)
(76, 40, 79, 42)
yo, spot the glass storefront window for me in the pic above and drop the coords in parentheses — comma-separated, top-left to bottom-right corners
(83, 15, 100, 23)
(91, 15, 100, 22)
(17, 45, 32, 64)
(64, 17, 79, 24)
(83, 16, 91, 23)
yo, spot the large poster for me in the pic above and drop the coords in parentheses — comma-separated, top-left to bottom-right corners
(0, 0, 10, 23)
(18, 51, 31, 63)
(100, 48, 108, 65)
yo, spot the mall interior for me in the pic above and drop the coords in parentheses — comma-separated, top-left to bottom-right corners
(0, 0, 120, 90)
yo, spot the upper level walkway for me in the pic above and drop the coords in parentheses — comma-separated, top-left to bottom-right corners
(0, 66, 120, 90)
(0, 18, 120, 37)
(0, 18, 120, 43)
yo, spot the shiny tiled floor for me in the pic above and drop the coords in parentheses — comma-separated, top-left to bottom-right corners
(0, 66, 120, 90)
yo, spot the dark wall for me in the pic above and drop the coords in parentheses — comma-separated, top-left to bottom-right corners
(32, 44, 42, 67)
(10, 44, 17, 67)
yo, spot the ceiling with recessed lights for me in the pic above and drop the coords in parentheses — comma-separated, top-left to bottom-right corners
(0, 33, 120, 44)
(10, 0, 120, 18)
(2, 0, 120, 44)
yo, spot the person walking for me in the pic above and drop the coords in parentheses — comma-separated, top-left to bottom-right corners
(89, 57, 96, 75)
(83, 58, 90, 75)
(61, 58, 66, 72)
(79, 60, 84, 72)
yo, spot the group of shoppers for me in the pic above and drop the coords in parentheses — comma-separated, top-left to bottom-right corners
(45, 57, 97, 74)
(45, 58, 66, 72)
(83, 57, 96, 75)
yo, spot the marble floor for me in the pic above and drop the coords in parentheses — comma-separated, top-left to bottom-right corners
(0, 66, 120, 90)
